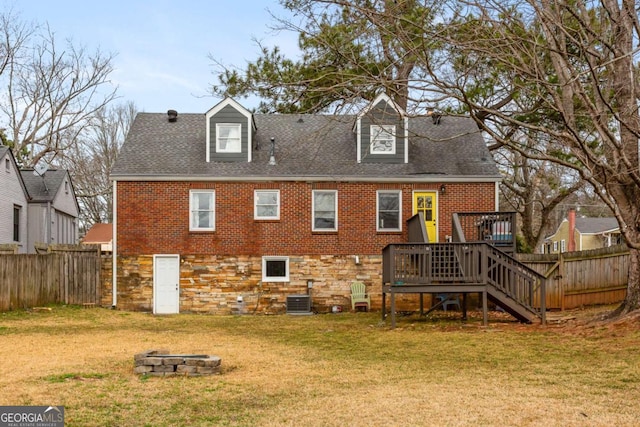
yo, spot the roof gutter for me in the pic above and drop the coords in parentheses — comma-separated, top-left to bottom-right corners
(109, 174, 502, 183)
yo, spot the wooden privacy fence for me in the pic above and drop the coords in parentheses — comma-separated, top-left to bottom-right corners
(0, 245, 101, 311)
(518, 245, 628, 310)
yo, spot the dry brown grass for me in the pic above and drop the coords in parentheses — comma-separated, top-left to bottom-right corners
(1, 305, 639, 426)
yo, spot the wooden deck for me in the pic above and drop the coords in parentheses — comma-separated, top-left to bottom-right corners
(381, 242, 546, 327)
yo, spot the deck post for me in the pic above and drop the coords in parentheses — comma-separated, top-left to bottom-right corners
(462, 293, 468, 321)
(482, 289, 488, 326)
(390, 289, 396, 329)
(381, 288, 386, 320)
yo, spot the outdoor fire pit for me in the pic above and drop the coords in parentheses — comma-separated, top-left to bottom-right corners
(134, 349, 222, 377)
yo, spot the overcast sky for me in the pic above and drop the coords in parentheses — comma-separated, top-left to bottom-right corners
(6, 0, 299, 113)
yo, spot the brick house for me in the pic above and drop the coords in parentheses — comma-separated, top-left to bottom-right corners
(109, 94, 501, 314)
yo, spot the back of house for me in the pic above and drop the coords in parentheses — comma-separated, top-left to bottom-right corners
(109, 93, 502, 314)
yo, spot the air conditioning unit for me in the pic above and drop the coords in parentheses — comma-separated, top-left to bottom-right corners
(286, 294, 312, 315)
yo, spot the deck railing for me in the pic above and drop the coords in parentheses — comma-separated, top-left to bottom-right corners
(407, 212, 429, 243)
(382, 242, 545, 317)
(452, 212, 517, 254)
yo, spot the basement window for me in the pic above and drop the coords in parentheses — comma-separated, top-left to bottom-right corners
(262, 256, 289, 282)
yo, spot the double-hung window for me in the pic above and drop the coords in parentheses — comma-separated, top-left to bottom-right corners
(216, 123, 241, 153)
(262, 256, 289, 282)
(377, 190, 401, 231)
(189, 190, 215, 231)
(370, 125, 396, 154)
(13, 205, 20, 242)
(255, 190, 280, 220)
(312, 190, 337, 231)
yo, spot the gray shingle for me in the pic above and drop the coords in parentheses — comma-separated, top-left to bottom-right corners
(111, 111, 500, 180)
(20, 169, 67, 202)
(575, 217, 619, 234)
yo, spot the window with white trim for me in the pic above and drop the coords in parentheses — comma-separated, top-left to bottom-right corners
(262, 256, 289, 282)
(312, 190, 337, 231)
(189, 190, 215, 231)
(377, 190, 401, 231)
(560, 239, 566, 252)
(552, 241, 558, 252)
(370, 125, 396, 154)
(216, 123, 241, 153)
(255, 190, 280, 220)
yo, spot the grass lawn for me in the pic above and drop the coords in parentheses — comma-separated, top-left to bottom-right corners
(0, 305, 639, 426)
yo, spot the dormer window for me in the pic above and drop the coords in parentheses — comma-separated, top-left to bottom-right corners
(216, 124, 242, 153)
(370, 125, 396, 154)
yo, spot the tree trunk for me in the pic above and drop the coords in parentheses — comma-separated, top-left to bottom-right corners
(617, 247, 640, 314)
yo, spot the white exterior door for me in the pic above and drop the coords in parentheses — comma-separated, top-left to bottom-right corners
(153, 254, 180, 314)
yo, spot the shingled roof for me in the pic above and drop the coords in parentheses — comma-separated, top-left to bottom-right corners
(111, 111, 500, 181)
(20, 169, 70, 202)
(575, 217, 619, 234)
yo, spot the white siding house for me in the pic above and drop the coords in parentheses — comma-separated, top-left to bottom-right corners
(0, 147, 29, 253)
(20, 169, 80, 252)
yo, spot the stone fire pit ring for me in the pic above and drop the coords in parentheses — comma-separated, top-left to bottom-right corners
(134, 349, 222, 377)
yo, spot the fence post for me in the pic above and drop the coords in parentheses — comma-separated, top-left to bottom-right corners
(64, 253, 69, 305)
(540, 277, 546, 325)
(559, 253, 565, 311)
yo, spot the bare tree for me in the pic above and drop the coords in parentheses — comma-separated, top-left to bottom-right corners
(0, 16, 117, 167)
(0, 9, 31, 78)
(62, 102, 136, 233)
(494, 139, 585, 252)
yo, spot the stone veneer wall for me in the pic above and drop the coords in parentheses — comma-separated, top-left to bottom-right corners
(102, 254, 425, 314)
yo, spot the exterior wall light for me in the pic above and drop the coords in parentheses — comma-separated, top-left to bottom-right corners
(440, 184, 446, 194)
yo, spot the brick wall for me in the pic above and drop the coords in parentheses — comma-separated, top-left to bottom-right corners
(116, 181, 495, 256)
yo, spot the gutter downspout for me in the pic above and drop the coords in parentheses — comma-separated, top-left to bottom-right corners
(112, 181, 117, 308)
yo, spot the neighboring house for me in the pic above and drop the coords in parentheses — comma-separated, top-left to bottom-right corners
(82, 223, 112, 253)
(0, 146, 29, 253)
(109, 93, 502, 314)
(543, 209, 622, 254)
(19, 168, 80, 252)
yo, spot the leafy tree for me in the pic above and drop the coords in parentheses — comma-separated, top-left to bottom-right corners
(211, 0, 435, 112)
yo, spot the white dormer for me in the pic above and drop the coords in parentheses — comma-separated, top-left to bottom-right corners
(355, 93, 409, 164)
(205, 97, 256, 163)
